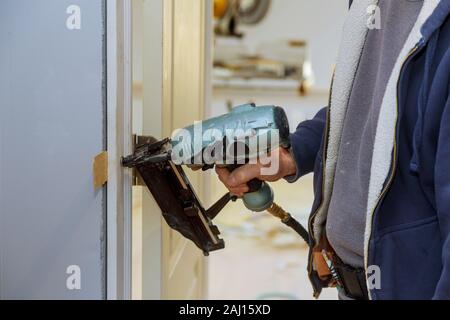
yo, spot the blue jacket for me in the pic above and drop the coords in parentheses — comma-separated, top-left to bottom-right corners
(290, 2, 450, 300)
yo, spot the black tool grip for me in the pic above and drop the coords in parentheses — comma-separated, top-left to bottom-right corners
(226, 164, 263, 193)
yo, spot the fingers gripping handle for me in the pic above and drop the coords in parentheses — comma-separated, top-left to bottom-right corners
(226, 164, 263, 193)
(226, 164, 274, 212)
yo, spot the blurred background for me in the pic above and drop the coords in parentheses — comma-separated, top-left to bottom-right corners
(205, 0, 348, 300)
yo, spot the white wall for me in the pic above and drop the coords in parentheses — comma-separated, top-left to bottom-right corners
(239, 0, 349, 90)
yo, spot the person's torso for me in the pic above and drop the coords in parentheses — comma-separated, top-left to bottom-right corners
(325, 0, 424, 269)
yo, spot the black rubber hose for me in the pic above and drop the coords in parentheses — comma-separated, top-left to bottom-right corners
(282, 217, 310, 246)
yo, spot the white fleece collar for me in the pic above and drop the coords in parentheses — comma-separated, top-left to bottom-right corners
(312, 0, 377, 241)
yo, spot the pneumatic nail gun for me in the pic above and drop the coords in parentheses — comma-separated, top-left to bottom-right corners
(122, 104, 310, 256)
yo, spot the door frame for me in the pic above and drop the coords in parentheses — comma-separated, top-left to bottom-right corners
(106, 0, 133, 300)
(104, 0, 213, 300)
(160, 0, 213, 299)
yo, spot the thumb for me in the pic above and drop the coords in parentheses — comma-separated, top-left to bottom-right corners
(228, 164, 261, 187)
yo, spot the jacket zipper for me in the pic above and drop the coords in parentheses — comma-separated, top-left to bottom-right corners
(307, 82, 332, 299)
(364, 44, 421, 300)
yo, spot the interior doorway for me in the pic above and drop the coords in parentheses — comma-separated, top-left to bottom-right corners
(130, 0, 213, 300)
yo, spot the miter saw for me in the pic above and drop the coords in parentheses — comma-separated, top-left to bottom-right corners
(214, 0, 272, 37)
(122, 104, 309, 256)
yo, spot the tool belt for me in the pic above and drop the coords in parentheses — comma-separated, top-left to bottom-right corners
(333, 255, 369, 300)
(313, 236, 369, 300)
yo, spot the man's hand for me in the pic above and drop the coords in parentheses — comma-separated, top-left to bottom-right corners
(215, 148, 297, 197)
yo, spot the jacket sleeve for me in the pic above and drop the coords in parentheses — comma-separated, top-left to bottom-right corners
(285, 107, 327, 182)
(433, 96, 450, 300)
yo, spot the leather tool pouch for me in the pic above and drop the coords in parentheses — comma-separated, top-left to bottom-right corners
(312, 234, 369, 300)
